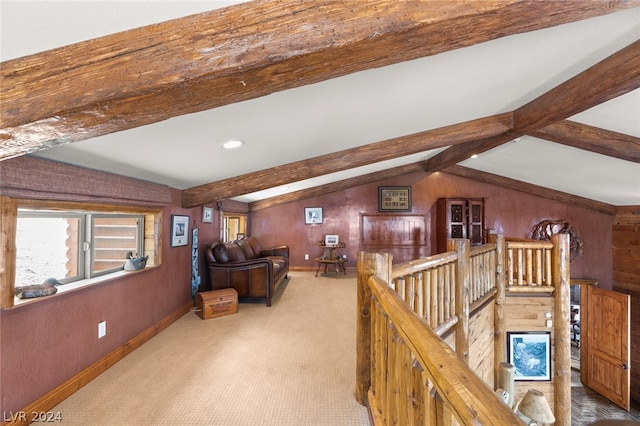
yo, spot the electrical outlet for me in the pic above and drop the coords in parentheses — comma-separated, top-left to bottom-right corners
(343, 254, 348, 260)
(305, 254, 309, 260)
(98, 321, 107, 339)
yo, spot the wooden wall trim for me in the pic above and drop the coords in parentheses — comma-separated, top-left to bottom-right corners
(216, 199, 249, 213)
(444, 165, 617, 216)
(615, 205, 640, 217)
(612, 207, 639, 404)
(0, 196, 17, 308)
(1, 302, 192, 426)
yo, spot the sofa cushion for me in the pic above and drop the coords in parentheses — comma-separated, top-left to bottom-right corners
(246, 237, 262, 258)
(212, 242, 246, 263)
(235, 238, 258, 260)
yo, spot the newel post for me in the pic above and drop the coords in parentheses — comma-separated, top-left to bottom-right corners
(448, 239, 470, 363)
(552, 233, 571, 426)
(488, 231, 507, 387)
(356, 251, 392, 405)
(0, 196, 17, 309)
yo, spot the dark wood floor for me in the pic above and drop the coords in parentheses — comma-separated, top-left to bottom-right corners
(571, 344, 640, 425)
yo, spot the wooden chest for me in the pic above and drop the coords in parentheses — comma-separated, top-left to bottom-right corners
(196, 288, 238, 319)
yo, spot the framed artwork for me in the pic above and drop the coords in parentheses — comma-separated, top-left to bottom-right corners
(305, 207, 323, 224)
(202, 206, 213, 223)
(379, 186, 412, 212)
(325, 234, 339, 246)
(507, 332, 551, 381)
(171, 215, 190, 247)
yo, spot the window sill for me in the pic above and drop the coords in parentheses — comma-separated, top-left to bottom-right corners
(8, 265, 159, 310)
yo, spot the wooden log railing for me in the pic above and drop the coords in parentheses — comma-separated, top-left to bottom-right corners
(389, 239, 498, 338)
(356, 233, 572, 426)
(469, 243, 497, 307)
(505, 238, 554, 290)
(391, 251, 458, 333)
(360, 252, 523, 425)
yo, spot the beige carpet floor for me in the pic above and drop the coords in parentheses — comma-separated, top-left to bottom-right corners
(52, 272, 371, 425)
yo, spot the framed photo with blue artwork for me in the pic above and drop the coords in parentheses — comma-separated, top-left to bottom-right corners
(304, 207, 323, 224)
(507, 331, 551, 381)
(171, 215, 190, 247)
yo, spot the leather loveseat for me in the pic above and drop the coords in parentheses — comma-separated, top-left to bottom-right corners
(205, 237, 289, 307)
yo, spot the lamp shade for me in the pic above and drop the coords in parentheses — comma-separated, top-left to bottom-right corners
(518, 389, 555, 424)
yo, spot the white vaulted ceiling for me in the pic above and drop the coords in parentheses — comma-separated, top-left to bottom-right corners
(1, 1, 639, 206)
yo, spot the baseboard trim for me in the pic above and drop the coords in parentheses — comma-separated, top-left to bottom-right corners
(3, 302, 192, 425)
(289, 266, 353, 273)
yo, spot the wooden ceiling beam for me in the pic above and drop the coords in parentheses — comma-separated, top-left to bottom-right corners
(182, 114, 512, 207)
(445, 165, 617, 216)
(529, 120, 640, 163)
(422, 39, 640, 172)
(2, 0, 635, 160)
(514, 39, 640, 134)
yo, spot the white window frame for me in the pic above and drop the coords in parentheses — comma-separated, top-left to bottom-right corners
(16, 209, 145, 285)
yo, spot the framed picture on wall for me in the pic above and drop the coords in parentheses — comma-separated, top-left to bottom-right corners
(378, 186, 411, 212)
(305, 207, 323, 224)
(202, 206, 213, 223)
(507, 332, 551, 381)
(171, 215, 190, 247)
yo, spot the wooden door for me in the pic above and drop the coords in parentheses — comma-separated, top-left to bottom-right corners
(580, 285, 631, 410)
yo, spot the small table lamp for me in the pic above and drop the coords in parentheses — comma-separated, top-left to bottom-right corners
(517, 389, 555, 425)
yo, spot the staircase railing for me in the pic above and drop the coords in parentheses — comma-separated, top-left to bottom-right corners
(391, 251, 458, 333)
(367, 272, 522, 425)
(505, 238, 554, 290)
(356, 233, 572, 426)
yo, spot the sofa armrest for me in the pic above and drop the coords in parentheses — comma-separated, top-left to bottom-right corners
(261, 245, 289, 258)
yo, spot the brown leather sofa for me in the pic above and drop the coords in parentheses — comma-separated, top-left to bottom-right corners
(205, 237, 289, 307)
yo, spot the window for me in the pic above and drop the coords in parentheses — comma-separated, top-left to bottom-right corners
(91, 215, 143, 275)
(222, 212, 246, 242)
(15, 209, 145, 287)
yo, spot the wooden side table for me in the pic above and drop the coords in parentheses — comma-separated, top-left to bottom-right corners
(315, 242, 347, 278)
(314, 257, 347, 278)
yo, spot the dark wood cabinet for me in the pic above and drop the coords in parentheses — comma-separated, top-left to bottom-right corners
(437, 198, 484, 253)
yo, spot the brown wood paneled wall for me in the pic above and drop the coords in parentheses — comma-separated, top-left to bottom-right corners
(468, 300, 495, 387)
(612, 206, 640, 404)
(503, 295, 555, 409)
(360, 214, 428, 263)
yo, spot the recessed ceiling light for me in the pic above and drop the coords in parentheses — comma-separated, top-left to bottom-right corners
(470, 154, 479, 159)
(222, 140, 244, 149)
